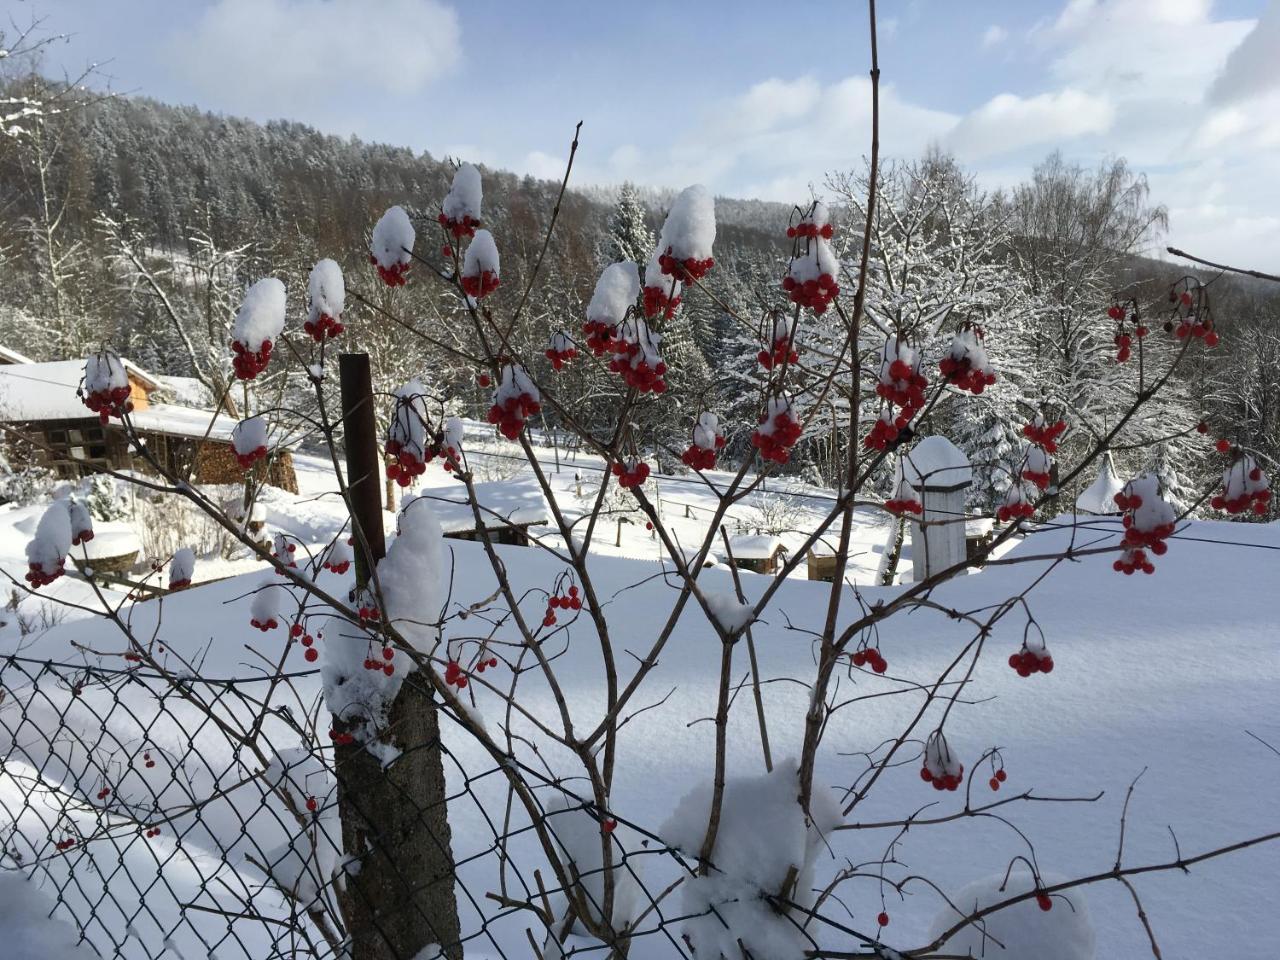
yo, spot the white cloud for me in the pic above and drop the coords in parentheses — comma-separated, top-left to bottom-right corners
(1210, 0, 1280, 103)
(947, 89, 1115, 159)
(167, 0, 460, 115)
(982, 25, 1008, 48)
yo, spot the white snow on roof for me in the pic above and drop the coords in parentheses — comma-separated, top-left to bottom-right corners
(1076, 452, 1125, 515)
(726, 533, 783, 560)
(421, 476, 549, 535)
(0, 344, 34, 364)
(129, 403, 243, 444)
(0, 359, 160, 421)
(901, 436, 972, 489)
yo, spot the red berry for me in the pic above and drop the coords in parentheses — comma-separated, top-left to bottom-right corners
(995, 769, 1007, 782)
(1216, 439, 1231, 453)
(306, 796, 318, 812)
(1037, 892, 1053, 912)
(602, 818, 617, 833)
(877, 911, 889, 927)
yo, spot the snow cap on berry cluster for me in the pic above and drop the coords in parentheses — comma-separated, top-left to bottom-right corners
(588, 261, 641, 324)
(84, 351, 128, 396)
(231, 415, 269, 458)
(616, 317, 664, 371)
(924, 730, 963, 780)
(443, 416, 465, 453)
(250, 580, 288, 628)
(370, 205, 415, 270)
(658, 184, 716, 263)
(442, 162, 483, 224)
(462, 229, 500, 282)
(379, 496, 446, 652)
(26, 501, 72, 576)
(170, 547, 195, 588)
(308, 259, 345, 322)
(756, 396, 795, 439)
(495, 363, 540, 408)
(66, 499, 94, 546)
(1216, 455, 1271, 514)
(644, 255, 682, 308)
(1123, 473, 1176, 533)
(232, 278, 287, 348)
(786, 235, 839, 285)
(389, 379, 430, 457)
(693, 412, 721, 451)
(548, 331, 574, 354)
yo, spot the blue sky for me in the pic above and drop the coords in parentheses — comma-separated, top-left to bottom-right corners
(4, 0, 1279, 267)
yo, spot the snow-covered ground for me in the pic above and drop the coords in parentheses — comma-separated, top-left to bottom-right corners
(2, 489, 1277, 957)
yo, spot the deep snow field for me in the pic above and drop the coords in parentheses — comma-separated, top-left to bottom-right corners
(2, 448, 1278, 959)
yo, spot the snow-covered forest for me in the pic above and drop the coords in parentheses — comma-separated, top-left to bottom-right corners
(1, 6, 1278, 960)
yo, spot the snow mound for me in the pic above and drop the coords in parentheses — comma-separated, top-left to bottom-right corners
(371, 205, 415, 269)
(1076, 453, 1124, 515)
(442, 162, 483, 223)
(0, 873, 99, 959)
(231, 278, 286, 347)
(902, 435, 972, 489)
(928, 867, 1095, 960)
(658, 184, 716, 261)
(586, 262, 640, 325)
(308, 258, 345, 320)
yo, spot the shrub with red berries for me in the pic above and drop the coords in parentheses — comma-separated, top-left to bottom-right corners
(545, 331, 578, 371)
(1212, 454, 1271, 516)
(851, 645, 888, 673)
(460, 229, 501, 300)
(1113, 473, 1176, 575)
(439, 162, 483, 240)
(875, 337, 928, 420)
(864, 407, 903, 452)
(783, 202, 839, 314)
(323, 537, 353, 575)
(642, 256, 682, 320)
(1020, 444, 1053, 490)
(25, 502, 71, 589)
(939, 326, 997, 394)
(612, 459, 650, 490)
(230, 278, 286, 380)
(370, 205, 415, 287)
(608, 317, 667, 393)
(681, 411, 726, 471)
(304, 258, 345, 341)
(80, 349, 133, 423)
(655, 184, 716, 283)
(1022, 414, 1067, 453)
(920, 730, 964, 791)
(997, 482, 1036, 523)
(751, 395, 803, 465)
(231, 415, 270, 471)
(487, 364, 542, 440)
(386, 379, 433, 486)
(584, 261, 641, 354)
(758, 313, 799, 370)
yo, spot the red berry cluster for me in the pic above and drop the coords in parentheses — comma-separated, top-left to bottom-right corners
(1022, 416, 1066, 453)
(851, 646, 888, 673)
(304, 311, 344, 342)
(884, 495, 922, 517)
(25, 558, 65, 588)
(362, 645, 396, 677)
(95, 786, 112, 801)
(273, 537, 298, 569)
(305, 796, 318, 812)
(608, 342, 667, 393)
(876, 355, 928, 419)
(385, 438, 429, 487)
(1008, 646, 1054, 677)
(786, 221, 834, 240)
(1021, 444, 1053, 491)
(920, 763, 964, 791)
(487, 390, 541, 441)
(368, 253, 410, 287)
(582, 319, 614, 355)
(444, 659, 471, 689)
(997, 486, 1036, 523)
(988, 767, 1008, 792)
(1112, 484, 1174, 575)
(437, 211, 480, 240)
(544, 585, 582, 626)
(938, 352, 997, 394)
(144, 826, 162, 839)
(642, 283, 681, 320)
(231, 338, 274, 380)
(612, 460, 650, 489)
(751, 404, 803, 465)
(475, 654, 499, 675)
(658, 246, 714, 283)
(682, 434, 725, 470)
(863, 409, 902, 451)
(461, 268, 500, 300)
(235, 442, 268, 471)
(328, 728, 355, 746)
(757, 336, 799, 370)
(356, 597, 380, 622)
(250, 612, 279, 631)
(545, 336, 579, 371)
(1212, 455, 1271, 515)
(81, 382, 133, 424)
(55, 837, 78, 851)
(299, 629, 320, 663)
(143, 751, 156, 769)
(782, 271, 839, 314)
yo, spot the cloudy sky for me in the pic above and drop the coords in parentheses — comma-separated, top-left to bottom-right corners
(4, 0, 1278, 269)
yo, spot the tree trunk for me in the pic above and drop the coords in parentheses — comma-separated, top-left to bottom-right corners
(335, 353, 462, 959)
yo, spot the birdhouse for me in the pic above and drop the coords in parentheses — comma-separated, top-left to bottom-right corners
(902, 436, 972, 582)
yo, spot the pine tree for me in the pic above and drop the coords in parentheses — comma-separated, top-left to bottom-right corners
(604, 183, 654, 266)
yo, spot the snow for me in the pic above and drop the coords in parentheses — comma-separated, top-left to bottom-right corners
(657, 184, 715, 261)
(901, 435, 973, 490)
(692, 411, 721, 451)
(704, 590, 754, 633)
(725, 532, 781, 561)
(0, 873, 99, 959)
(421, 475, 549, 535)
(128, 402, 262, 444)
(371, 205, 415, 270)
(928, 867, 1095, 960)
(643, 255, 678, 297)
(378, 495, 446, 653)
(461, 228, 500, 278)
(308, 258, 345, 321)
(442, 162, 483, 223)
(587, 261, 640, 324)
(170, 546, 195, 586)
(25, 501, 71, 578)
(0, 360, 116, 420)
(231, 414, 268, 456)
(83, 351, 127, 396)
(231, 278, 286, 348)
(73, 520, 140, 561)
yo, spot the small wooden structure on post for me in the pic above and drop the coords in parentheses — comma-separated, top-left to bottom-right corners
(726, 533, 788, 575)
(902, 436, 972, 583)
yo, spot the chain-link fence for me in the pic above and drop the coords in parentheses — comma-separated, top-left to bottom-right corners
(0, 654, 793, 960)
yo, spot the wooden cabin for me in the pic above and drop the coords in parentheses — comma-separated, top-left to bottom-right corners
(726, 533, 788, 575)
(0, 353, 296, 492)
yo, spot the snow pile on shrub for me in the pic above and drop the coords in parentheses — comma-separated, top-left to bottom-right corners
(460, 229, 500, 300)
(169, 546, 195, 590)
(940, 326, 997, 394)
(783, 225, 839, 314)
(67, 500, 94, 546)
(249, 580, 288, 631)
(440, 162, 483, 237)
(1214, 455, 1271, 515)
(704, 590, 754, 633)
(1113, 473, 1177, 575)
(305, 258, 345, 340)
(656, 184, 715, 282)
(584, 261, 640, 353)
(378, 497, 446, 653)
(231, 279, 286, 379)
(662, 761, 840, 960)
(608, 318, 667, 393)
(25, 501, 72, 587)
(232, 416, 270, 470)
(487, 364, 541, 440)
(370, 205, 415, 286)
(81, 350, 132, 423)
(928, 867, 1095, 960)
(386, 379, 431, 486)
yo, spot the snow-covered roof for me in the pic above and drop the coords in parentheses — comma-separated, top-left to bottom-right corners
(726, 533, 784, 560)
(901, 436, 972, 490)
(130, 403, 247, 445)
(1076, 452, 1124, 515)
(423, 477, 550, 535)
(0, 344, 34, 364)
(0, 359, 160, 421)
